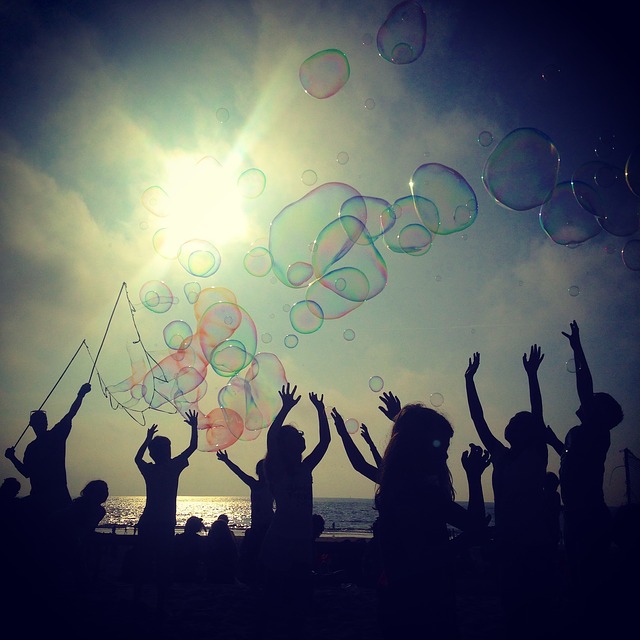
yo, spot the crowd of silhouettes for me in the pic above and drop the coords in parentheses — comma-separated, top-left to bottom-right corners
(2, 320, 633, 639)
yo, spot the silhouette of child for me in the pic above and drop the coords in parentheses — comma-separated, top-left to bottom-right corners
(172, 515, 205, 582)
(259, 383, 331, 639)
(374, 403, 490, 639)
(545, 320, 624, 633)
(5, 383, 92, 520)
(465, 346, 554, 639)
(206, 514, 239, 584)
(132, 409, 198, 610)
(216, 449, 274, 584)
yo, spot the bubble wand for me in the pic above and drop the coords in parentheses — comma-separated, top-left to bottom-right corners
(13, 338, 87, 448)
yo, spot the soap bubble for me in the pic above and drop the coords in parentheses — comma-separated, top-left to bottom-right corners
(299, 49, 350, 99)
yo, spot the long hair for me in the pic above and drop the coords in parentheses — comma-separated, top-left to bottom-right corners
(375, 403, 455, 512)
(263, 425, 303, 484)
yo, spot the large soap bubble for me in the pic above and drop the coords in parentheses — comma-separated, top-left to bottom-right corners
(377, 1, 427, 64)
(299, 49, 350, 99)
(178, 239, 221, 278)
(139, 280, 175, 314)
(482, 128, 560, 211)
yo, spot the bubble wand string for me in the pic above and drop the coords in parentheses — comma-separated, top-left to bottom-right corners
(13, 338, 87, 448)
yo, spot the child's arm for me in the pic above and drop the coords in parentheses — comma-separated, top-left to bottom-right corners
(378, 391, 401, 421)
(180, 409, 199, 458)
(331, 409, 379, 482)
(4, 447, 28, 478)
(562, 321, 593, 407)
(360, 423, 383, 469)
(304, 392, 331, 471)
(465, 353, 502, 453)
(135, 424, 157, 470)
(266, 383, 301, 451)
(523, 344, 546, 429)
(216, 449, 254, 486)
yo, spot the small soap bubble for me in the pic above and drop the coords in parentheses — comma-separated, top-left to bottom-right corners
(568, 285, 580, 297)
(478, 131, 494, 147)
(216, 107, 230, 123)
(343, 328, 356, 341)
(364, 98, 376, 110)
(237, 168, 266, 198)
(430, 393, 444, 407)
(261, 333, 273, 344)
(299, 49, 350, 99)
(369, 376, 384, 392)
(336, 151, 350, 165)
(345, 418, 360, 434)
(566, 358, 576, 374)
(302, 169, 318, 186)
(284, 334, 299, 349)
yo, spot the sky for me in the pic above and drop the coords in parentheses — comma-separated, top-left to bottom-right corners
(1, 0, 638, 505)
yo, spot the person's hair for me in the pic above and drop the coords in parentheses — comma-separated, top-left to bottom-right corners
(264, 425, 303, 481)
(80, 479, 109, 504)
(29, 410, 48, 430)
(504, 411, 538, 448)
(256, 458, 266, 477)
(592, 392, 624, 430)
(1, 477, 21, 497)
(375, 403, 455, 512)
(148, 435, 171, 461)
(184, 515, 205, 535)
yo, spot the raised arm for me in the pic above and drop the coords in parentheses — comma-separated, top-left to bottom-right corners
(135, 424, 157, 471)
(216, 449, 255, 486)
(562, 321, 593, 407)
(266, 382, 301, 452)
(4, 447, 28, 478)
(523, 344, 545, 429)
(64, 383, 92, 421)
(545, 425, 565, 457)
(378, 391, 401, 421)
(465, 353, 502, 453)
(360, 423, 383, 469)
(180, 409, 199, 458)
(331, 409, 379, 482)
(304, 392, 331, 471)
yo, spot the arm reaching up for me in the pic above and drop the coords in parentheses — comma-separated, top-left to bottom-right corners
(378, 391, 401, 421)
(304, 392, 331, 471)
(216, 450, 255, 486)
(465, 353, 502, 454)
(135, 424, 157, 470)
(523, 344, 546, 429)
(266, 382, 301, 451)
(180, 409, 199, 458)
(332, 410, 379, 482)
(562, 321, 593, 408)
(360, 423, 383, 469)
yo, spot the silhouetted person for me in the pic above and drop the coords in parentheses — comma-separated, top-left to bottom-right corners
(206, 513, 239, 584)
(131, 409, 198, 611)
(4, 383, 92, 521)
(216, 449, 274, 584)
(465, 346, 554, 640)
(172, 515, 205, 582)
(0, 477, 22, 563)
(546, 320, 624, 634)
(259, 383, 330, 639)
(374, 403, 490, 639)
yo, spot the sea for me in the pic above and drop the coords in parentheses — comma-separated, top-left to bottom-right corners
(98, 495, 497, 537)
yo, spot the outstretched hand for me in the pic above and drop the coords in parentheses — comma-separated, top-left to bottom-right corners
(461, 443, 491, 477)
(184, 409, 199, 428)
(79, 382, 92, 397)
(146, 424, 159, 441)
(216, 450, 229, 462)
(523, 344, 544, 373)
(378, 391, 401, 421)
(309, 391, 325, 410)
(279, 382, 301, 411)
(360, 423, 373, 443)
(330, 407, 348, 437)
(561, 320, 581, 350)
(465, 352, 480, 378)
(4, 447, 15, 460)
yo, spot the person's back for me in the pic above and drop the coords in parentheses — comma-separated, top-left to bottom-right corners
(173, 516, 205, 582)
(206, 515, 238, 584)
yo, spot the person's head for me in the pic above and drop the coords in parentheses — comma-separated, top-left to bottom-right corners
(576, 392, 623, 430)
(148, 435, 172, 462)
(0, 477, 21, 498)
(277, 425, 306, 461)
(504, 411, 538, 449)
(184, 516, 205, 535)
(312, 513, 325, 538)
(377, 404, 455, 506)
(29, 410, 48, 436)
(256, 458, 266, 478)
(80, 479, 109, 504)
(217, 514, 229, 525)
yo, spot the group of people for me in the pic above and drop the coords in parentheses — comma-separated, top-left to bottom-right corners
(1, 320, 631, 639)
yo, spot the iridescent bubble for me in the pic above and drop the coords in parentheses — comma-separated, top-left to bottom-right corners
(345, 418, 360, 434)
(343, 328, 356, 341)
(244, 246, 273, 277)
(430, 392, 444, 407)
(193, 286, 237, 322)
(364, 98, 376, 110)
(410, 163, 478, 235)
(142, 186, 171, 217)
(198, 407, 244, 452)
(209, 339, 253, 377)
(336, 151, 349, 165)
(568, 285, 580, 297)
(478, 131, 494, 147)
(243, 352, 289, 432)
(376, 1, 427, 65)
(178, 239, 221, 277)
(152, 228, 181, 259)
(287, 261, 314, 287)
(369, 376, 384, 392)
(572, 161, 640, 237)
(284, 334, 299, 348)
(290, 300, 324, 334)
(398, 222, 433, 256)
(566, 358, 576, 374)
(301, 169, 318, 186)
(183, 281, 201, 304)
(621, 238, 640, 271)
(216, 107, 230, 123)
(261, 333, 272, 344)
(340, 194, 393, 242)
(384, 196, 434, 253)
(139, 280, 175, 314)
(539, 182, 602, 246)
(625, 144, 640, 197)
(237, 168, 266, 198)
(482, 128, 560, 211)
(299, 49, 350, 99)
(163, 320, 193, 350)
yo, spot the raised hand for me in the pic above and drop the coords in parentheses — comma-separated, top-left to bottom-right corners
(561, 320, 581, 350)
(461, 443, 491, 477)
(146, 424, 159, 441)
(309, 391, 325, 410)
(523, 343, 544, 374)
(360, 423, 373, 443)
(279, 382, 301, 411)
(216, 450, 229, 462)
(79, 382, 92, 396)
(184, 409, 199, 427)
(330, 407, 348, 437)
(465, 352, 480, 379)
(4, 446, 16, 460)
(378, 391, 401, 420)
